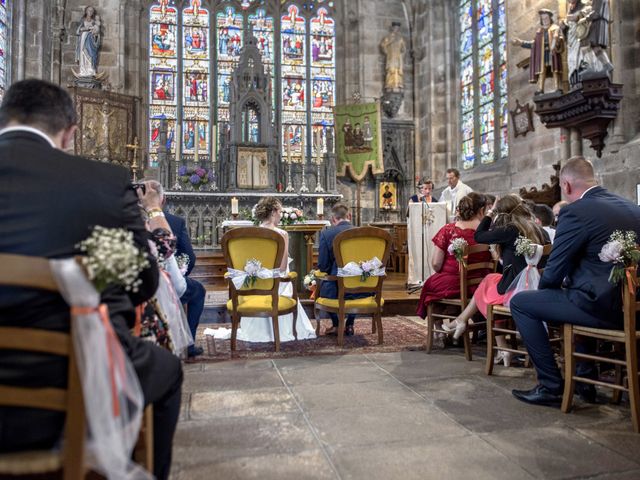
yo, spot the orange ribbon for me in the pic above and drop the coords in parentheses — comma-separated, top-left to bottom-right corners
(71, 304, 123, 418)
(134, 305, 143, 337)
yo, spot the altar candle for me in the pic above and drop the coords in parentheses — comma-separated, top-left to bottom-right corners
(315, 128, 322, 160)
(231, 197, 239, 215)
(317, 197, 324, 216)
(300, 131, 305, 162)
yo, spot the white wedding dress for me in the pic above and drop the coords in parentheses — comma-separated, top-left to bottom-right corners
(210, 226, 317, 343)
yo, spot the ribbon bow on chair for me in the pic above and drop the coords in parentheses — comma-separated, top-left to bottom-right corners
(226, 259, 282, 289)
(337, 256, 386, 282)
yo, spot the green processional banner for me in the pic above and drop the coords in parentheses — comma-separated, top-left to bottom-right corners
(334, 102, 383, 181)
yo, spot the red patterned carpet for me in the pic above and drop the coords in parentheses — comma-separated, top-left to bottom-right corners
(191, 316, 428, 362)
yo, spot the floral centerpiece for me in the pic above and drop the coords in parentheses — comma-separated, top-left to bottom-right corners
(76, 225, 149, 293)
(281, 207, 306, 226)
(599, 230, 640, 284)
(448, 237, 468, 266)
(178, 165, 214, 190)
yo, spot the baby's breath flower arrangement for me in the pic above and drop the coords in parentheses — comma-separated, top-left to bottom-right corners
(243, 258, 263, 288)
(448, 237, 469, 265)
(599, 230, 640, 284)
(175, 253, 190, 275)
(515, 235, 536, 257)
(77, 226, 149, 293)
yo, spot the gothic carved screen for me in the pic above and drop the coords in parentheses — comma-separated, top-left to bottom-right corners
(0, 0, 10, 101)
(147, 0, 336, 168)
(459, 0, 508, 170)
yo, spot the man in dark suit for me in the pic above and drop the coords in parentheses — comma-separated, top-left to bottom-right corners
(145, 180, 206, 358)
(510, 156, 640, 406)
(318, 203, 370, 336)
(0, 80, 181, 479)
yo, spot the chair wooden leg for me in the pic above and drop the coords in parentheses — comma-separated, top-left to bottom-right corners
(486, 306, 495, 376)
(625, 333, 640, 433)
(337, 311, 345, 347)
(314, 306, 321, 335)
(376, 313, 383, 345)
(63, 349, 85, 480)
(272, 316, 280, 352)
(372, 317, 377, 334)
(561, 323, 577, 414)
(292, 306, 298, 341)
(230, 313, 239, 351)
(463, 329, 473, 362)
(612, 365, 623, 404)
(426, 304, 434, 354)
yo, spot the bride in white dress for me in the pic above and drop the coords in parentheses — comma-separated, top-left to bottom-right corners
(212, 197, 317, 342)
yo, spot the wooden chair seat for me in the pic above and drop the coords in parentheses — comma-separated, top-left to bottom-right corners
(316, 296, 384, 310)
(571, 325, 640, 341)
(225, 295, 297, 315)
(0, 450, 62, 475)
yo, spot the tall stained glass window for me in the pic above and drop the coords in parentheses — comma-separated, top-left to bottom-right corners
(0, 0, 10, 101)
(147, 0, 336, 167)
(459, 0, 507, 170)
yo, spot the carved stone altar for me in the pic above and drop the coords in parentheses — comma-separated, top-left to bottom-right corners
(68, 87, 139, 168)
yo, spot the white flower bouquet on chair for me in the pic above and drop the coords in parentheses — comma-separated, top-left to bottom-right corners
(448, 237, 468, 266)
(226, 258, 281, 289)
(337, 257, 386, 282)
(505, 235, 544, 307)
(599, 230, 640, 284)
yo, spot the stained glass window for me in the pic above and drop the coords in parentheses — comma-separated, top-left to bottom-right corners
(147, 1, 336, 168)
(459, 0, 507, 170)
(0, 0, 10, 102)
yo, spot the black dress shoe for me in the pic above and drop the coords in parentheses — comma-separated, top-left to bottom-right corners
(576, 383, 597, 404)
(512, 384, 563, 407)
(325, 326, 338, 336)
(344, 325, 354, 336)
(188, 346, 204, 358)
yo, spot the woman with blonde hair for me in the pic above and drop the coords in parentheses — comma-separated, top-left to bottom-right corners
(443, 194, 549, 364)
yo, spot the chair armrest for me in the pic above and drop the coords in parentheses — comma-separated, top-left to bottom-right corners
(280, 271, 298, 282)
(316, 272, 338, 282)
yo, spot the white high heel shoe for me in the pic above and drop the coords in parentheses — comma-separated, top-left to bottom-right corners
(493, 351, 513, 367)
(442, 319, 467, 340)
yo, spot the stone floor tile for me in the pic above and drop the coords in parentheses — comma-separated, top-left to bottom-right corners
(273, 354, 373, 370)
(480, 426, 639, 479)
(406, 375, 508, 403)
(189, 387, 297, 420)
(305, 403, 467, 448)
(201, 359, 275, 371)
(290, 378, 423, 412)
(171, 449, 336, 480)
(183, 367, 284, 393)
(328, 437, 534, 480)
(172, 413, 318, 463)
(278, 362, 389, 386)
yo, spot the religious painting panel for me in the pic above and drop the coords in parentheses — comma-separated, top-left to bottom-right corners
(150, 59, 177, 104)
(182, 105, 209, 160)
(461, 83, 474, 113)
(216, 6, 243, 62)
(217, 61, 233, 106)
(379, 182, 397, 210)
(460, 1, 472, 32)
(237, 147, 269, 189)
(479, 72, 494, 97)
(183, 61, 209, 105)
(311, 71, 334, 112)
(460, 55, 473, 87)
(479, 102, 494, 135)
(335, 102, 383, 181)
(241, 104, 260, 143)
(282, 110, 306, 162)
(310, 7, 335, 68)
(281, 66, 306, 111)
(150, 22, 177, 58)
(478, 43, 493, 77)
(477, 0, 493, 46)
(311, 113, 333, 156)
(460, 28, 472, 56)
(480, 130, 494, 164)
(462, 139, 475, 170)
(183, 26, 209, 60)
(281, 4, 305, 65)
(461, 111, 474, 140)
(249, 8, 274, 65)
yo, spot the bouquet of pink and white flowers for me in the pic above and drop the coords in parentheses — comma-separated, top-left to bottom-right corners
(448, 237, 469, 265)
(599, 230, 640, 284)
(280, 207, 306, 226)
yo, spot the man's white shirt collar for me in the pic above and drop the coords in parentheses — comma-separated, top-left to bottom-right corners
(0, 125, 57, 148)
(580, 185, 598, 199)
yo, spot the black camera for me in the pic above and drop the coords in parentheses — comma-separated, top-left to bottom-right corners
(131, 182, 146, 195)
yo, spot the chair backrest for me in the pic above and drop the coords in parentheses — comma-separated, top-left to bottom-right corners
(458, 244, 495, 305)
(0, 253, 86, 479)
(623, 266, 639, 335)
(334, 226, 392, 291)
(221, 227, 284, 292)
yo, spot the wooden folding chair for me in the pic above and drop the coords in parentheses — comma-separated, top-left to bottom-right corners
(426, 244, 495, 361)
(561, 266, 640, 432)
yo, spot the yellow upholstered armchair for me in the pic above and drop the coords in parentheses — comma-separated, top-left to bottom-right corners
(314, 226, 392, 347)
(222, 227, 298, 352)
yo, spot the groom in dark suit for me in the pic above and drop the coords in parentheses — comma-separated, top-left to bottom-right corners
(510, 156, 640, 406)
(318, 203, 370, 336)
(0, 80, 181, 479)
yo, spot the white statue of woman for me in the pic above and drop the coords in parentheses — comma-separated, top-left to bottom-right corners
(76, 6, 101, 78)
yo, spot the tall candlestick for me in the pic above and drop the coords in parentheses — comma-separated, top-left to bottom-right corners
(317, 197, 324, 216)
(194, 121, 199, 164)
(231, 197, 239, 215)
(315, 128, 322, 163)
(285, 126, 292, 163)
(300, 129, 305, 163)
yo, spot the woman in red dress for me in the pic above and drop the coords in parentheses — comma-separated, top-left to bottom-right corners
(442, 194, 548, 364)
(416, 192, 492, 319)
